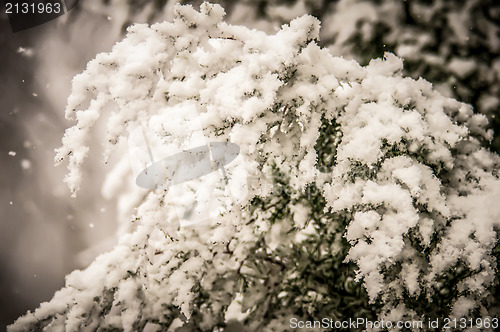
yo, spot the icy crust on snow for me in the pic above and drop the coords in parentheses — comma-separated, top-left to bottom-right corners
(11, 3, 500, 331)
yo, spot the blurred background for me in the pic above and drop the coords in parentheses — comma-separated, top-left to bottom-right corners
(0, 1, 121, 328)
(1, 0, 499, 329)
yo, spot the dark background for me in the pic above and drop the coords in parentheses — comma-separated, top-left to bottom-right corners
(0, 3, 118, 329)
